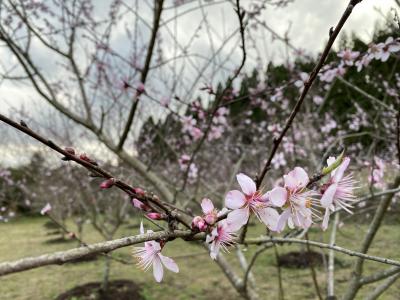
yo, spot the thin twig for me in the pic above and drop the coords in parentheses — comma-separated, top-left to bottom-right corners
(256, 0, 363, 187)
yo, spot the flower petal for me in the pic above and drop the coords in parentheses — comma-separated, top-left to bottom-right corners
(333, 157, 350, 182)
(276, 208, 291, 232)
(260, 192, 270, 202)
(201, 198, 214, 214)
(236, 173, 256, 195)
(259, 207, 279, 231)
(321, 183, 338, 208)
(159, 254, 179, 273)
(322, 208, 330, 231)
(269, 187, 287, 207)
(153, 256, 164, 282)
(225, 190, 246, 209)
(226, 207, 249, 231)
(209, 241, 220, 260)
(284, 167, 309, 190)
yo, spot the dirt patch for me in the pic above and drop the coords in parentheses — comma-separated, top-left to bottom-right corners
(278, 250, 325, 268)
(55, 280, 143, 300)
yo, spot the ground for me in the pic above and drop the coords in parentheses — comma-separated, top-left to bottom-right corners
(0, 217, 399, 299)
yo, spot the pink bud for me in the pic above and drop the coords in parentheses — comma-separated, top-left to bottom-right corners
(40, 203, 52, 215)
(100, 178, 115, 189)
(191, 216, 207, 231)
(136, 82, 145, 95)
(133, 187, 145, 197)
(132, 198, 151, 211)
(147, 212, 163, 220)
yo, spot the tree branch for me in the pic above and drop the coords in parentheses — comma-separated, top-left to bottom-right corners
(256, 0, 363, 187)
(117, 0, 164, 150)
(0, 230, 199, 277)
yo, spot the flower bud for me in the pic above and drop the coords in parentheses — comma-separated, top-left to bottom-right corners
(136, 82, 145, 95)
(146, 212, 163, 220)
(133, 187, 145, 197)
(132, 198, 151, 211)
(191, 216, 207, 231)
(100, 178, 115, 189)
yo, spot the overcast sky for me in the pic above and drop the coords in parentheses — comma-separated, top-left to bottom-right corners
(0, 0, 397, 166)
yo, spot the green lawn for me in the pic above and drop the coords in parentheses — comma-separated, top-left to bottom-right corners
(0, 217, 399, 299)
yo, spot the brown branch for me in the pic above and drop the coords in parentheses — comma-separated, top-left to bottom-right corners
(244, 237, 400, 268)
(0, 230, 199, 277)
(117, 0, 164, 150)
(0, 113, 192, 228)
(177, 0, 247, 195)
(256, 0, 363, 188)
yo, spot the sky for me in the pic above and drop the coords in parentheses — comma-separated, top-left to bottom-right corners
(0, 0, 398, 166)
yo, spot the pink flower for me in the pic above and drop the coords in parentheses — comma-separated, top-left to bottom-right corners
(133, 223, 179, 282)
(189, 126, 203, 140)
(206, 220, 237, 259)
(181, 116, 197, 133)
(225, 174, 279, 231)
(320, 157, 356, 230)
(372, 37, 400, 62)
(337, 49, 360, 66)
(294, 72, 309, 91)
(40, 203, 52, 215)
(269, 167, 318, 231)
(355, 55, 372, 72)
(208, 126, 224, 141)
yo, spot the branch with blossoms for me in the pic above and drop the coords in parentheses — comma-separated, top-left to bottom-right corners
(1, 110, 400, 300)
(3, 0, 400, 299)
(0, 112, 373, 272)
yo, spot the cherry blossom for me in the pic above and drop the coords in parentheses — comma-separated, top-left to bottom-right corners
(337, 49, 360, 66)
(269, 167, 318, 231)
(132, 222, 179, 282)
(320, 157, 357, 230)
(206, 220, 237, 260)
(225, 173, 279, 231)
(294, 72, 309, 91)
(192, 198, 227, 231)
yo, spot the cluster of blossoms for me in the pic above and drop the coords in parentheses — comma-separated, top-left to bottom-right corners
(131, 156, 356, 282)
(178, 154, 198, 183)
(179, 103, 229, 144)
(319, 37, 400, 83)
(193, 156, 356, 259)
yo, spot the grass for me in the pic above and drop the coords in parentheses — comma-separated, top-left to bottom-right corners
(0, 216, 399, 299)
